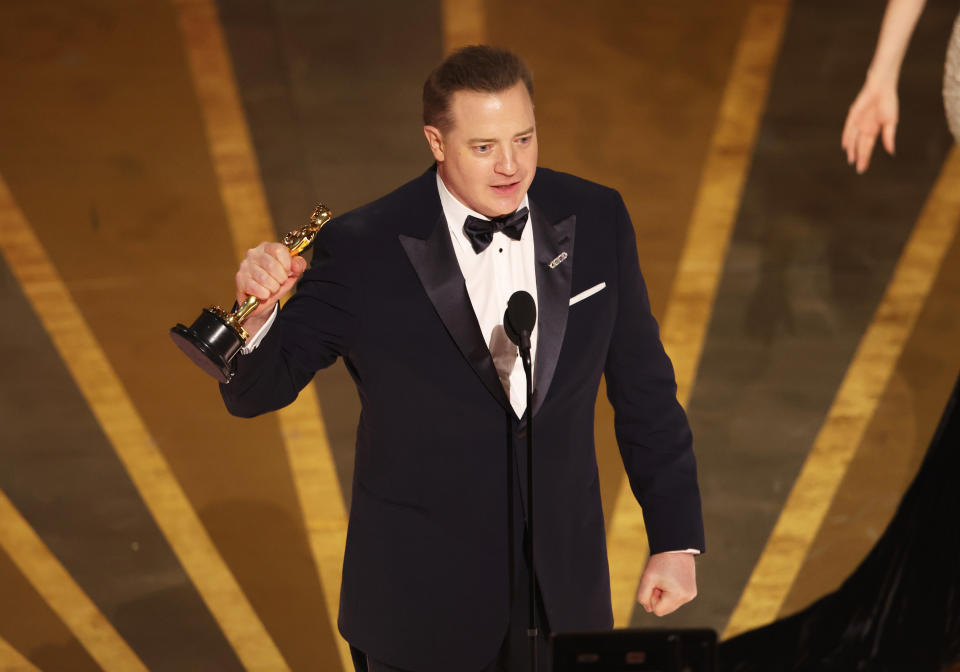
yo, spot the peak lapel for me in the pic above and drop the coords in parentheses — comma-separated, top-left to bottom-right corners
(531, 204, 575, 418)
(399, 217, 513, 414)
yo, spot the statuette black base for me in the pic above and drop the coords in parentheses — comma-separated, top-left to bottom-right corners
(170, 308, 243, 383)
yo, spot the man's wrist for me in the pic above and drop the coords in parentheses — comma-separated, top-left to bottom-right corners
(240, 304, 279, 354)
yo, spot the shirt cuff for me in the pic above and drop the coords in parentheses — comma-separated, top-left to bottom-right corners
(239, 304, 279, 354)
(665, 549, 701, 555)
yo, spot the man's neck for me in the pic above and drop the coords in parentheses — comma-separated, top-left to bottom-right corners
(436, 168, 477, 217)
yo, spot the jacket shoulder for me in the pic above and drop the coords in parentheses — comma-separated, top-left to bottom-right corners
(316, 168, 438, 246)
(529, 167, 622, 206)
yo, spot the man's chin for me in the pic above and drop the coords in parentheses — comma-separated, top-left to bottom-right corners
(486, 196, 526, 218)
(488, 206, 522, 218)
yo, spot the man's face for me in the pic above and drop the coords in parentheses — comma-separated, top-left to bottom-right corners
(424, 82, 538, 218)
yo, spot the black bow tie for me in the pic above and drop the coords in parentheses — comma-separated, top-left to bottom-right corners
(463, 207, 529, 254)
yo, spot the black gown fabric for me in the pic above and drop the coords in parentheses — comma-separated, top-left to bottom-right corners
(720, 372, 960, 672)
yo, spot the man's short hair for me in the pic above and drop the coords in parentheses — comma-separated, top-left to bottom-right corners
(423, 45, 534, 132)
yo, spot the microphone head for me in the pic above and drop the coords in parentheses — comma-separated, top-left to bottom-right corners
(504, 290, 537, 346)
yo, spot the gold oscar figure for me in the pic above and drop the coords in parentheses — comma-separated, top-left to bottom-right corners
(170, 204, 333, 382)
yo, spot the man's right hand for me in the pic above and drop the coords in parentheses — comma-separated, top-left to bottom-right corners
(235, 242, 308, 337)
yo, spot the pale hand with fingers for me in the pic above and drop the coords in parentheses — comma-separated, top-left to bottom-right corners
(235, 242, 308, 337)
(636, 552, 698, 617)
(841, 78, 899, 174)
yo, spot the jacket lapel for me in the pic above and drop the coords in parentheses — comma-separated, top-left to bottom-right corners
(530, 201, 575, 418)
(399, 216, 513, 414)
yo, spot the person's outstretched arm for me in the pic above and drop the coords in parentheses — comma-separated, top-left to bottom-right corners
(841, 0, 927, 173)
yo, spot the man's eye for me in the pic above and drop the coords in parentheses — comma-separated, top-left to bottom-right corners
(517, 136, 531, 145)
(475, 144, 491, 153)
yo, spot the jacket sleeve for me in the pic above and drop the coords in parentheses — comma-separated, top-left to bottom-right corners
(219, 219, 363, 418)
(603, 193, 705, 554)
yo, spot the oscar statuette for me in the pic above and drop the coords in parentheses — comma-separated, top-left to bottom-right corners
(170, 203, 333, 383)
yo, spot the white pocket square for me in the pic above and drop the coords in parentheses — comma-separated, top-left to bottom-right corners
(569, 282, 606, 306)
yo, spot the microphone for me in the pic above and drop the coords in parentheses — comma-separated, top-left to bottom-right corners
(503, 290, 537, 356)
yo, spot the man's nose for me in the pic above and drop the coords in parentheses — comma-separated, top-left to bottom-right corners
(496, 147, 517, 175)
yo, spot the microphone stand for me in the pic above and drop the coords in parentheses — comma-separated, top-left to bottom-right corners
(518, 330, 537, 672)
(504, 289, 539, 672)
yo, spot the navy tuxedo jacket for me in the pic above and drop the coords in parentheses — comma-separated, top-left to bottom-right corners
(221, 166, 704, 671)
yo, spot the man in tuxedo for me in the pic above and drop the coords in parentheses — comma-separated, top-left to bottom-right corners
(222, 46, 704, 672)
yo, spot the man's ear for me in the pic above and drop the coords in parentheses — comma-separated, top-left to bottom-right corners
(423, 125, 445, 162)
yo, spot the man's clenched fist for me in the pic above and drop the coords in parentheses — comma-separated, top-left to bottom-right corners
(636, 551, 697, 617)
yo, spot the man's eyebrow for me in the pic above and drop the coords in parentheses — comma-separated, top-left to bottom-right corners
(467, 127, 535, 144)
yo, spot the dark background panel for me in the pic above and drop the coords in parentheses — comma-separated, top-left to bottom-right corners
(0, 545, 101, 672)
(0, 239, 244, 670)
